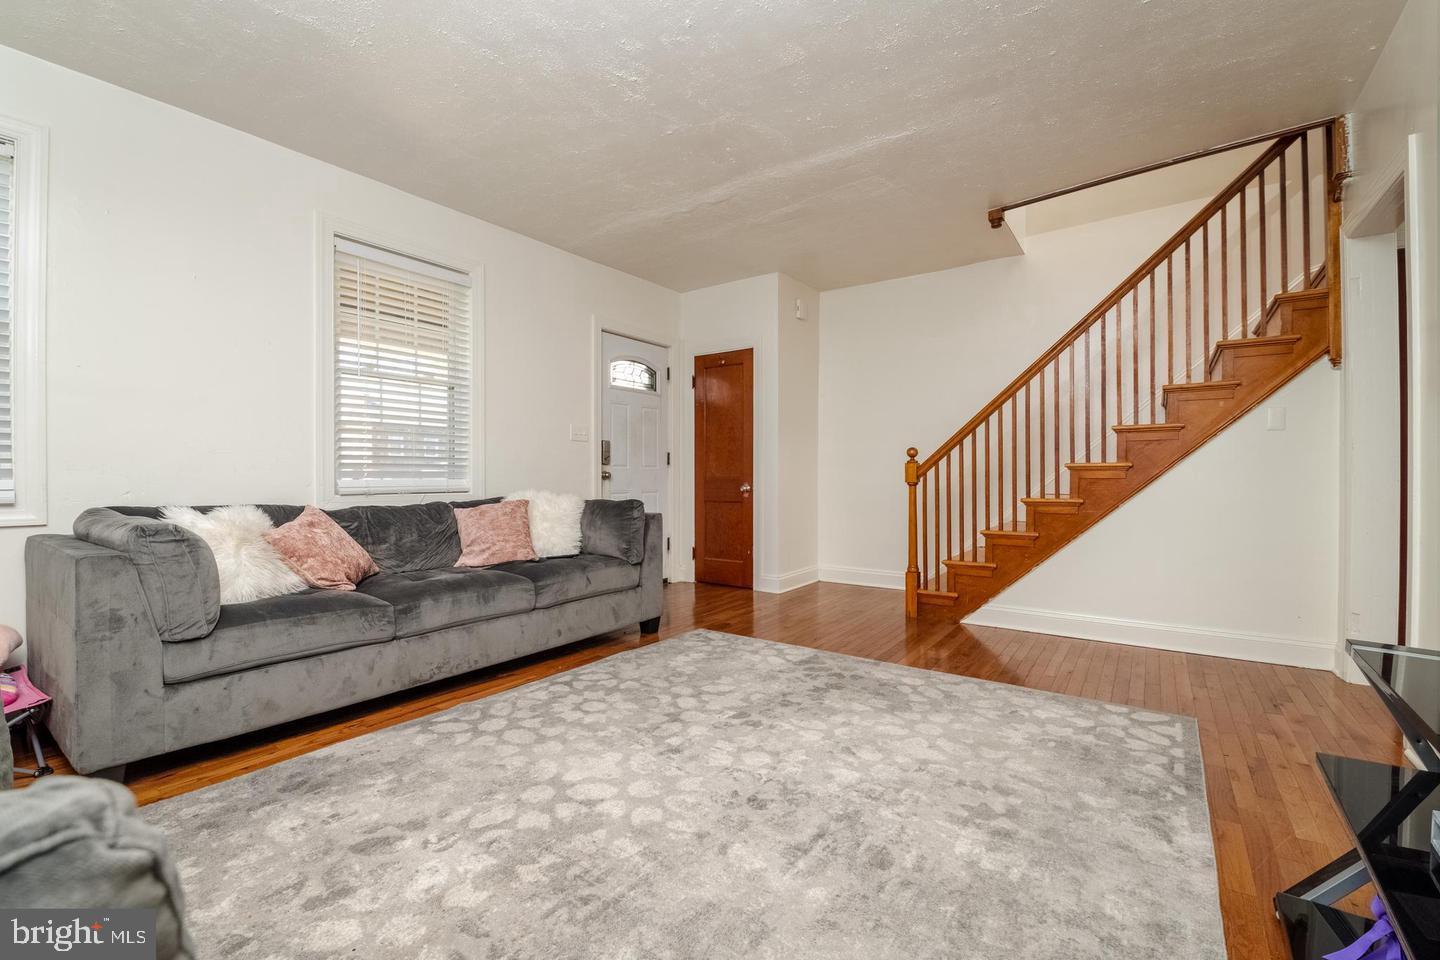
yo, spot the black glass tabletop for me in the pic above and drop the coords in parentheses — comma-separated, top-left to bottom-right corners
(1349, 642, 1440, 771)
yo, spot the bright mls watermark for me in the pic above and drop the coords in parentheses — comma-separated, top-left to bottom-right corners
(1, 910, 156, 958)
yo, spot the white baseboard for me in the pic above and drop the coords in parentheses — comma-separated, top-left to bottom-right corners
(755, 566, 820, 594)
(964, 603, 1336, 670)
(817, 565, 904, 590)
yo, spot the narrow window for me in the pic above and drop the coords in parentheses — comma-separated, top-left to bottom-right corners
(331, 236, 473, 494)
(610, 359, 658, 392)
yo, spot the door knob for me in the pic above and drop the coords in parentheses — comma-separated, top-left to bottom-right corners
(739, 482, 752, 495)
(601, 470, 612, 481)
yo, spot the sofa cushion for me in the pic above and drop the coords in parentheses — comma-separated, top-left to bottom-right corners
(492, 555, 640, 609)
(325, 502, 461, 573)
(161, 590, 395, 683)
(580, 499, 647, 563)
(74, 507, 220, 642)
(355, 567, 536, 638)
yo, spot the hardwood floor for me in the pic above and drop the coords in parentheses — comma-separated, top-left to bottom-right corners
(11, 580, 1400, 959)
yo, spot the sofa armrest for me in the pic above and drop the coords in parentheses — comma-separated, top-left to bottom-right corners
(638, 513, 663, 621)
(25, 535, 167, 774)
(73, 508, 220, 642)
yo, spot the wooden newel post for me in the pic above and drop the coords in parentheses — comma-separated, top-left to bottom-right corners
(905, 447, 920, 618)
(1325, 117, 1347, 367)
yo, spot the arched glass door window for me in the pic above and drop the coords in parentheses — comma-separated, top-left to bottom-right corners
(609, 359, 658, 392)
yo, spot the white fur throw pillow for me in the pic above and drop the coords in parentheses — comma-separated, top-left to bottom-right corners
(504, 490, 583, 558)
(161, 505, 308, 604)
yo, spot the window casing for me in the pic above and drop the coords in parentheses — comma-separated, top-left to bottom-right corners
(0, 140, 15, 504)
(330, 236, 473, 496)
(0, 118, 47, 528)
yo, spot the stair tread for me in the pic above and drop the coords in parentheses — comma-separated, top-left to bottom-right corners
(1020, 496, 1083, 505)
(1162, 379, 1242, 393)
(944, 547, 997, 569)
(984, 520, 1034, 533)
(983, 520, 1039, 538)
(1065, 460, 1134, 469)
(1112, 422, 1184, 433)
(984, 521, 1042, 538)
(1214, 333, 1302, 349)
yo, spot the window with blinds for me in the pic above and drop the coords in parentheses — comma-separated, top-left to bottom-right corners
(0, 140, 15, 506)
(332, 236, 473, 495)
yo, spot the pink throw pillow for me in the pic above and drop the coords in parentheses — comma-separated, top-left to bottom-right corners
(456, 501, 537, 567)
(264, 505, 379, 591)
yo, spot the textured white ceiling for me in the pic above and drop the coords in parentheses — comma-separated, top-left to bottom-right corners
(0, 0, 1405, 291)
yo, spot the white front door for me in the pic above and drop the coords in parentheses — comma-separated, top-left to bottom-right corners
(601, 332, 669, 530)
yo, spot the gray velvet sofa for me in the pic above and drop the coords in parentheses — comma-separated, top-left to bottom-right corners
(24, 499, 662, 776)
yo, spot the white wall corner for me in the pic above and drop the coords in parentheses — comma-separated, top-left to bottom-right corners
(754, 566, 820, 594)
(964, 604, 1337, 671)
(818, 565, 905, 591)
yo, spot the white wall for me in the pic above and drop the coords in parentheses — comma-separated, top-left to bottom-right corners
(775, 274, 820, 588)
(0, 45, 680, 642)
(677, 272, 819, 592)
(1343, 0, 1440, 651)
(1338, 233, 1404, 657)
(678, 274, 778, 587)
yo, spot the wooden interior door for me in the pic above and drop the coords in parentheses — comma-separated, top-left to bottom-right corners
(694, 348, 753, 587)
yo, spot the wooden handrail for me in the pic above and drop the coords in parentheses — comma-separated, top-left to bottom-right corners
(987, 117, 1339, 229)
(917, 132, 1299, 474)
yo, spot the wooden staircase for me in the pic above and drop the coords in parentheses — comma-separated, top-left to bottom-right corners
(905, 121, 1345, 620)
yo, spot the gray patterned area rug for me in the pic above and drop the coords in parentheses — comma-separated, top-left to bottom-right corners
(145, 630, 1225, 959)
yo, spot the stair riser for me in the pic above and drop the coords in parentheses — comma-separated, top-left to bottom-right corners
(1161, 384, 1240, 412)
(942, 563, 996, 580)
(983, 533, 1039, 550)
(1070, 468, 1159, 504)
(1066, 465, 1131, 480)
(1116, 435, 1184, 462)
(1257, 293, 1329, 336)
(1217, 345, 1298, 382)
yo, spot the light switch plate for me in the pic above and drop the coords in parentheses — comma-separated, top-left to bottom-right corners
(1266, 407, 1287, 431)
(569, 425, 590, 442)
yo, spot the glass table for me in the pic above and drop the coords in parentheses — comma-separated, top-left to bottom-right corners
(1277, 641, 1440, 960)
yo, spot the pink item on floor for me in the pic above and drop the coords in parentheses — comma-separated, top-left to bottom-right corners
(1, 666, 48, 716)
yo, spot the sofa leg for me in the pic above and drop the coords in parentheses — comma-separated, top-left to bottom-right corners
(639, 616, 661, 635)
(90, 764, 127, 784)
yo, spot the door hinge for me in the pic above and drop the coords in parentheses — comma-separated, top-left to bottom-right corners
(666, 536, 671, 552)
(691, 546, 696, 559)
(691, 375, 696, 388)
(666, 451, 671, 466)
(666, 366, 671, 381)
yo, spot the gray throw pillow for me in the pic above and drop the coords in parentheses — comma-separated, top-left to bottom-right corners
(581, 500, 646, 564)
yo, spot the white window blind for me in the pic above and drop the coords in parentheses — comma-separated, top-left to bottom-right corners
(332, 236, 472, 495)
(0, 141, 15, 505)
